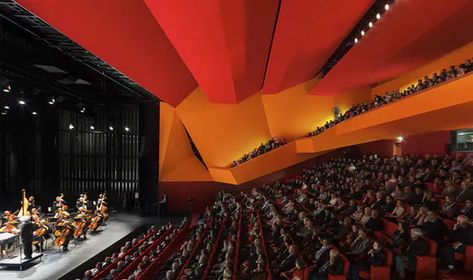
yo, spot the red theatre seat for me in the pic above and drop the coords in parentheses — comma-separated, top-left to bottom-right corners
(415, 238, 437, 280)
(328, 251, 349, 280)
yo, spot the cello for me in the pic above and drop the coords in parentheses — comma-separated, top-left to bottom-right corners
(54, 219, 72, 250)
(72, 211, 88, 239)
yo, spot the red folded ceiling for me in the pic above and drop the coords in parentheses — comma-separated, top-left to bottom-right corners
(145, 0, 279, 104)
(262, 0, 374, 94)
(311, 0, 473, 96)
(17, 0, 197, 106)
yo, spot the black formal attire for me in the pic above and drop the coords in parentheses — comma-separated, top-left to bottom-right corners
(20, 220, 34, 259)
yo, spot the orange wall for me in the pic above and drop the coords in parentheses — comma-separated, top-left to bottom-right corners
(159, 103, 213, 182)
(176, 88, 272, 167)
(372, 41, 473, 96)
(261, 79, 334, 140)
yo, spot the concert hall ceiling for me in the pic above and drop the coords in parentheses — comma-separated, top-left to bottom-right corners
(16, 0, 473, 106)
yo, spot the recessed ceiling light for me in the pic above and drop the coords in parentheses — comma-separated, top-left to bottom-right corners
(368, 22, 373, 28)
(18, 100, 26, 105)
(361, 30, 365, 36)
(376, 13, 381, 19)
(385, 4, 389, 10)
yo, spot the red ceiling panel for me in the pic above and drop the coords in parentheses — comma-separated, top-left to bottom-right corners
(145, 0, 279, 103)
(311, 0, 473, 96)
(262, 0, 374, 94)
(17, 0, 197, 106)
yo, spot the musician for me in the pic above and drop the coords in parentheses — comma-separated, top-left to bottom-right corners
(55, 211, 72, 251)
(19, 216, 33, 259)
(52, 196, 63, 212)
(32, 214, 50, 252)
(27, 196, 37, 212)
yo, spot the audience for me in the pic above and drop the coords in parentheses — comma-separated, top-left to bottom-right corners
(81, 152, 473, 280)
(308, 59, 473, 137)
(228, 138, 287, 167)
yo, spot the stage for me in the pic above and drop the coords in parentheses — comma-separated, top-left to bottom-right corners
(0, 213, 182, 280)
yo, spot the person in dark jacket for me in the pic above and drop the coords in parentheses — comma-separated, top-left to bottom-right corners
(347, 240, 386, 280)
(418, 211, 448, 244)
(19, 216, 34, 259)
(394, 228, 430, 279)
(441, 215, 473, 272)
(312, 249, 344, 280)
(364, 209, 383, 232)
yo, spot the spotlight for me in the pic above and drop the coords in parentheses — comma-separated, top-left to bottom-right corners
(32, 111, 37, 115)
(1, 111, 6, 115)
(69, 124, 74, 130)
(80, 107, 86, 114)
(3, 85, 11, 93)
(124, 127, 130, 132)
(354, 38, 358, 44)
(361, 30, 365, 36)
(376, 13, 381, 20)
(48, 98, 55, 105)
(108, 126, 114, 131)
(90, 125, 95, 130)
(396, 136, 404, 142)
(385, 4, 389, 10)
(368, 22, 373, 28)
(18, 100, 26, 105)
(4, 106, 9, 110)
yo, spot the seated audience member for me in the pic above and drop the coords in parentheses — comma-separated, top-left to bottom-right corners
(382, 195, 396, 214)
(364, 209, 383, 232)
(459, 199, 473, 219)
(394, 228, 429, 279)
(456, 181, 473, 202)
(311, 249, 343, 280)
(347, 240, 386, 280)
(418, 211, 448, 244)
(281, 258, 305, 280)
(279, 244, 299, 274)
(388, 222, 410, 252)
(347, 229, 371, 257)
(388, 200, 406, 220)
(441, 195, 459, 218)
(422, 190, 439, 210)
(441, 215, 473, 272)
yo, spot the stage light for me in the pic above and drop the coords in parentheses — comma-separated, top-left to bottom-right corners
(32, 111, 37, 115)
(48, 98, 55, 105)
(69, 124, 75, 130)
(369, 22, 373, 28)
(376, 13, 381, 19)
(396, 136, 404, 142)
(18, 100, 26, 105)
(4, 106, 9, 110)
(385, 4, 389, 10)
(361, 30, 365, 36)
(3, 85, 11, 93)
(109, 126, 114, 131)
(354, 38, 358, 44)
(1, 111, 6, 115)
(124, 127, 130, 132)
(80, 107, 86, 113)
(90, 125, 95, 130)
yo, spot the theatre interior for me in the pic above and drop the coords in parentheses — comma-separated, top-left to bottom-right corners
(1, 1, 473, 280)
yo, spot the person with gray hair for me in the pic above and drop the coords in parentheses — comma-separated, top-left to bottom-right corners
(394, 228, 430, 279)
(441, 215, 473, 272)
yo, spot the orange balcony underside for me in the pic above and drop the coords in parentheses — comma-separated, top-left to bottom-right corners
(209, 73, 473, 184)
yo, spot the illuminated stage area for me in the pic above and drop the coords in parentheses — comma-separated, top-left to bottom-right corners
(0, 214, 178, 280)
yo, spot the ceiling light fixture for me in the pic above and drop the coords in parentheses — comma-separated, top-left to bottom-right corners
(385, 4, 389, 10)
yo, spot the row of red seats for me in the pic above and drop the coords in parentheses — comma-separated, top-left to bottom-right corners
(137, 224, 191, 279)
(255, 210, 272, 280)
(232, 208, 243, 280)
(116, 225, 175, 279)
(175, 217, 214, 279)
(92, 227, 159, 280)
(201, 217, 228, 280)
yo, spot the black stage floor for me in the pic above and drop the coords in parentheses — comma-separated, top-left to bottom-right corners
(0, 213, 183, 280)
